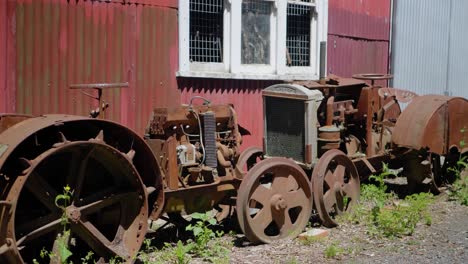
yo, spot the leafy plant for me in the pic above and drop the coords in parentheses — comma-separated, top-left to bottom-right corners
(448, 155, 468, 205)
(339, 163, 434, 238)
(36, 185, 74, 264)
(185, 212, 230, 262)
(324, 243, 344, 259)
(372, 193, 433, 237)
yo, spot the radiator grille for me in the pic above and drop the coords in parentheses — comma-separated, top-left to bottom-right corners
(202, 112, 217, 168)
(265, 97, 305, 162)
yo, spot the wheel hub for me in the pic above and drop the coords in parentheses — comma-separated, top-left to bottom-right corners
(66, 206, 81, 223)
(270, 194, 287, 211)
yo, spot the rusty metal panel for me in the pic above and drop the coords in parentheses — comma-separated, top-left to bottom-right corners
(178, 78, 279, 150)
(3, 0, 179, 135)
(0, 0, 16, 113)
(392, 95, 468, 154)
(97, 0, 177, 8)
(0, 0, 6, 112)
(328, 0, 391, 41)
(327, 35, 389, 86)
(130, 3, 180, 134)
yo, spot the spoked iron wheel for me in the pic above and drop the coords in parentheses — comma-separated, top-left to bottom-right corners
(236, 158, 312, 244)
(312, 149, 360, 228)
(7, 140, 148, 263)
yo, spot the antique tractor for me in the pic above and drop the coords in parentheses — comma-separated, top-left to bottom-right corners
(236, 73, 467, 243)
(0, 84, 264, 263)
(0, 75, 467, 263)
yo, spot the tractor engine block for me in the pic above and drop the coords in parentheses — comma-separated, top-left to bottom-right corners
(145, 103, 242, 190)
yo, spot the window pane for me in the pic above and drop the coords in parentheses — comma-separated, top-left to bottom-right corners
(241, 1, 272, 65)
(189, 0, 224, 63)
(286, 3, 312, 67)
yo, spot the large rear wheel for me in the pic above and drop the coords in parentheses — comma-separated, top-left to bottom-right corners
(4, 135, 148, 263)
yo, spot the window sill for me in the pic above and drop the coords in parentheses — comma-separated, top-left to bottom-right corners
(176, 71, 319, 81)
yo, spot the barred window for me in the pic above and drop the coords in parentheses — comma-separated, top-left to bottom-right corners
(179, 0, 328, 79)
(241, 1, 273, 64)
(286, 3, 312, 67)
(189, 0, 224, 63)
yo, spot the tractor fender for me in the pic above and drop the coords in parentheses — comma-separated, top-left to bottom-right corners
(0, 114, 164, 218)
(392, 95, 468, 155)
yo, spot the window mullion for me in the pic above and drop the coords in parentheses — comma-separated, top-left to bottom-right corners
(277, 0, 287, 75)
(230, 0, 242, 73)
(178, 0, 190, 73)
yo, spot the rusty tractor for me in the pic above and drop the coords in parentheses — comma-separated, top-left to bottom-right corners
(0, 75, 467, 263)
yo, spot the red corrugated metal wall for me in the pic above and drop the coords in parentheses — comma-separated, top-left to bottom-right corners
(0, 0, 179, 135)
(0, 0, 391, 148)
(327, 0, 391, 86)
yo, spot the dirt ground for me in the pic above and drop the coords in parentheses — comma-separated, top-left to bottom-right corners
(148, 185, 467, 264)
(227, 193, 467, 264)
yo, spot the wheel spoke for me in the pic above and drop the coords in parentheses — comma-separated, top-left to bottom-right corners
(283, 189, 308, 209)
(79, 192, 138, 216)
(250, 185, 272, 206)
(72, 220, 127, 259)
(342, 181, 358, 199)
(25, 173, 59, 212)
(271, 175, 290, 193)
(73, 147, 95, 203)
(16, 213, 61, 236)
(77, 186, 120, 207)
(250, 207, 273, 231)
(323, 190, 336, 211)
(65, 149, 81, 186)
(274, 211, 293, 233)
(324, 170, 334, 189)
(286, 175, 299, 191)
(16, 218, 62, 246)
(333, 164, 346, 184)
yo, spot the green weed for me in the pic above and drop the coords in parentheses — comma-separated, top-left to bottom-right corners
(186, 212, 230, 262)
(448, 157, 468, 205)
(324, 243, 344, 259)
(340, 163, 434, 238)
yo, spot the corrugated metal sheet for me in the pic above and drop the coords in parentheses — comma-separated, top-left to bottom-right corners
(0, 0, 16, 113)
(0, 0, 6, 112)
(327, 0, 391, 87)
(392, 0, 468, 98)
(1, 0, 179, 134)
(327, 35, 389, 86)
(179, 79, 278, 150)
(329, 0, 391, 41)
(446, 0, 468, 98)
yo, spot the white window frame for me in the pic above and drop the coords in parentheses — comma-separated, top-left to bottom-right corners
(178, 0, 328, 80)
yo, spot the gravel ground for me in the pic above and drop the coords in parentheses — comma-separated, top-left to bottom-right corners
(148, 189, 467, 264)
(227, 193, 467, 264)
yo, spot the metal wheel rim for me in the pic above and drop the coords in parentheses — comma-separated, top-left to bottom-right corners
(6, 141, 148, 263)
(236, 158, 312, 243)
(312, 149, 360, 228)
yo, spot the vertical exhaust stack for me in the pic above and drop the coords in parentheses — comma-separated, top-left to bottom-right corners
(319, 41, 327, 84)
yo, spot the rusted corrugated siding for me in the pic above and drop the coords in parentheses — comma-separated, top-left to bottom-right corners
(327, 0, 391, 83)
(131, 3, 179, 134)
(0, 0, 16, 113)
(0, 0, 6, 112)
(3, 0, 179, 134)
(179, 79, 278, 150)
(327, 35, 389, 86)
(329, 0, 391, 41)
